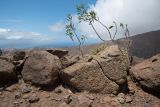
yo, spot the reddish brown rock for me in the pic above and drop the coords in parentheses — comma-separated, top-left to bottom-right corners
(130, 54, 160, 93)
(0, 59, 17, 83)
(22, 51, 61, 86)
(97, 45, 129, 85)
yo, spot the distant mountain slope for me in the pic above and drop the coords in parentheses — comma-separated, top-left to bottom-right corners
(63, 30, 160, 58)
(128, 30, 160, 58)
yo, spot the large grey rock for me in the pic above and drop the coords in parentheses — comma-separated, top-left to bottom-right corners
(130, 54, 160, 93)
(22, 51, 61, 86)
(61, 45, 129, 94)
(0, 59, 17, 83)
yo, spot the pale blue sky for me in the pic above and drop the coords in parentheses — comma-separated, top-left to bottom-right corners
(0, 0, 97, 48)
(0, 0, 95, 34)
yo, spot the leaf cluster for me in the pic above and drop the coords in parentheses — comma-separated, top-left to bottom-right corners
(66, 14, 74, 41)
(77, 4, 97, 24)
(66, 14, 87, 44)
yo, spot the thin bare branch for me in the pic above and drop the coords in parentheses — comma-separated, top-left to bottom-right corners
(96, 20, 114, 42)
(113, 21, 118, 40)
(72, 28, 84, 57)
(90, 22, 106, 42)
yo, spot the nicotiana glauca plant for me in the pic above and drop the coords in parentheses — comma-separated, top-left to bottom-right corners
(76, 4, 131, 58)
(120, 23, 132, 61)
(66, 14, 86, 57)
(76, 4, 117, 42)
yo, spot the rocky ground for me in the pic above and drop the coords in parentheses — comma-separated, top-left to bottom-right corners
(0, 45, 159, 107)
(0, 76, 159, 107)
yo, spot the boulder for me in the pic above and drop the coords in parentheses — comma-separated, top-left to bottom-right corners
(60, 56, 76, 69)
(59, 54, 83, 69)
(130, 56, 144, 65)
(97, 45, 129, 85)
(22, 51, 61, 86)
(0, 54, 13, 62)
(130, 54, 160, 93)
(61, 45, 129, 94)
(61, 59, 119, 94)
(97, 45, 121, 59)
(46, 49, 68, 58)
(0, 59, 17, 83)
(97, 61, 128, 85)
(71, 55, 80, 62)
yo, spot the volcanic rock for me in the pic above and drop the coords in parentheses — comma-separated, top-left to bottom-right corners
(22, 51, 61, 86)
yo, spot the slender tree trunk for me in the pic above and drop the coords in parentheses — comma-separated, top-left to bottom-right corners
(73, 29, 84, 57)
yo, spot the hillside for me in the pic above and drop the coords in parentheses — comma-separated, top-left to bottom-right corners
(129, 30, 160, 58)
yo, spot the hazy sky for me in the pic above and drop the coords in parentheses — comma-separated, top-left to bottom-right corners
(0, 0, 160, 48)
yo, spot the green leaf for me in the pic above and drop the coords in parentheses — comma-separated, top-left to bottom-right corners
(67, 14, 72, 21)
(89, 11, 96, 19)
(120, 23, 124, 28)
(109, 26, 114, 29)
